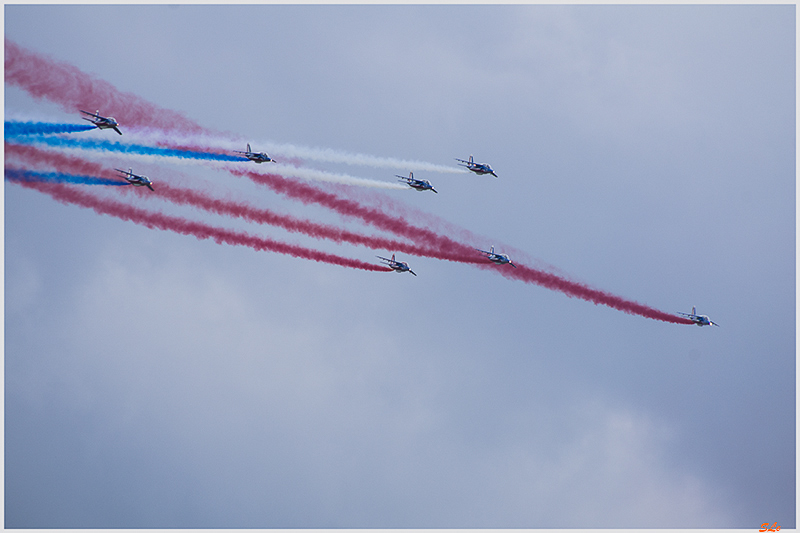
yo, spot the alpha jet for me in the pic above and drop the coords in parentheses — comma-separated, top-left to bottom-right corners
(115, 168, 154, 191)
(477, 246, 516, 268)
(455, 155, 496, 177)
(677, 307, 719, 327)
(377, 253, 417, 276)
(234, 143, 275, 163)
(80, 110, 122, 135)
(396, 172, 437, 193)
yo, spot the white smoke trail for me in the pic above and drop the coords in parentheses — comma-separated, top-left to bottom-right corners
(236, 163, 410, 191)
(123, 127, 469, 175)
(7, 133, 411, 190)
(257, 142, 469, 174)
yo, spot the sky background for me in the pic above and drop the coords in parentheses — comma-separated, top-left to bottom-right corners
(4, 4, 796, 529)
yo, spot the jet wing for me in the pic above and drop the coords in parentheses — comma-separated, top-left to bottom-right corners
(112, 127, 122, 135)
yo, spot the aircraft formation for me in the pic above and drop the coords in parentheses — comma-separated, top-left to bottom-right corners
(51, 109, 718, 327)
(58, 110, 719, 328)
(5, 104, 715, 327)
(4, 39, 718, 327)
(70, 113, 521, 275)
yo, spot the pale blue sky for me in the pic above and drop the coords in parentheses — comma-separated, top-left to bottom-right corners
(4, 4, 795, 528)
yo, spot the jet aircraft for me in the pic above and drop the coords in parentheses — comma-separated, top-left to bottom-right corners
(377, 254, 417, 276)
(455, 155, 497, 177)
(80, 110, 122, 135)
(677, 307, 719, 327)
(477, 246, 516, 267)
(234, 143, 275, 163)
(396, 172, 437, 193)
(115, 168, 154, 191)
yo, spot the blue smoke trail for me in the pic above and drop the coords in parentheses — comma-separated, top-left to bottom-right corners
(5, 125, 244, 162)
(5, 168, 129, 186)
(5, 121, 96, 135)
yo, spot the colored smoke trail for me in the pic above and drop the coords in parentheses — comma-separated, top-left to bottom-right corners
(151, 183, 436, 254)
(4, 38, 693, 323)
(114, 128, 465, 175)
(5, 141, 110, 177)
(7, 125, 408, 189)
(5, 39, 210, 135)
(5, 121, 96, 135)
(269, 164, 407, 190)
(8, 177, 390, 273)
(5, 128, 243, 162)
(5, 39, 457, 177)
(234, 168, 486, 264)
(235, 167, 693, 324)
(7, 143, 689, 323)
(497, 264, 694, 324)
(5, 168, 128, 187)
(5, 142, 440, 258)
(259, 142, 468, 174)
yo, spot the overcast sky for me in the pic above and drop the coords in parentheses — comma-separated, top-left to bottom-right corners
(4, 4, 795, 529)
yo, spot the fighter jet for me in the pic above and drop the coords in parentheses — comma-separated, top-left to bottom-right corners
(396, 172, 437, 193)
(477, 246, 516, 267)
(115, 168, 154, 191)
(455, 155, 496, 177)
(233, 143, 275, 163)
(377, 254, 417, 276)
(80, 110, 122, 135)
(677, 307, 719, 327)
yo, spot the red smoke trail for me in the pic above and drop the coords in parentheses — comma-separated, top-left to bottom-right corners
(5, 39, 208, 135)
(5, 142, 445, 258)
(233, 168, 486, 264)
(494, 263, 693, 324)
(5, 141, 114, 178)
(8, 177, 389, 273)
(151, 183, 442, 255)
(235, 167, 693, 324)
(3, 33, 691, 323)
(8, 142, 691, 323)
